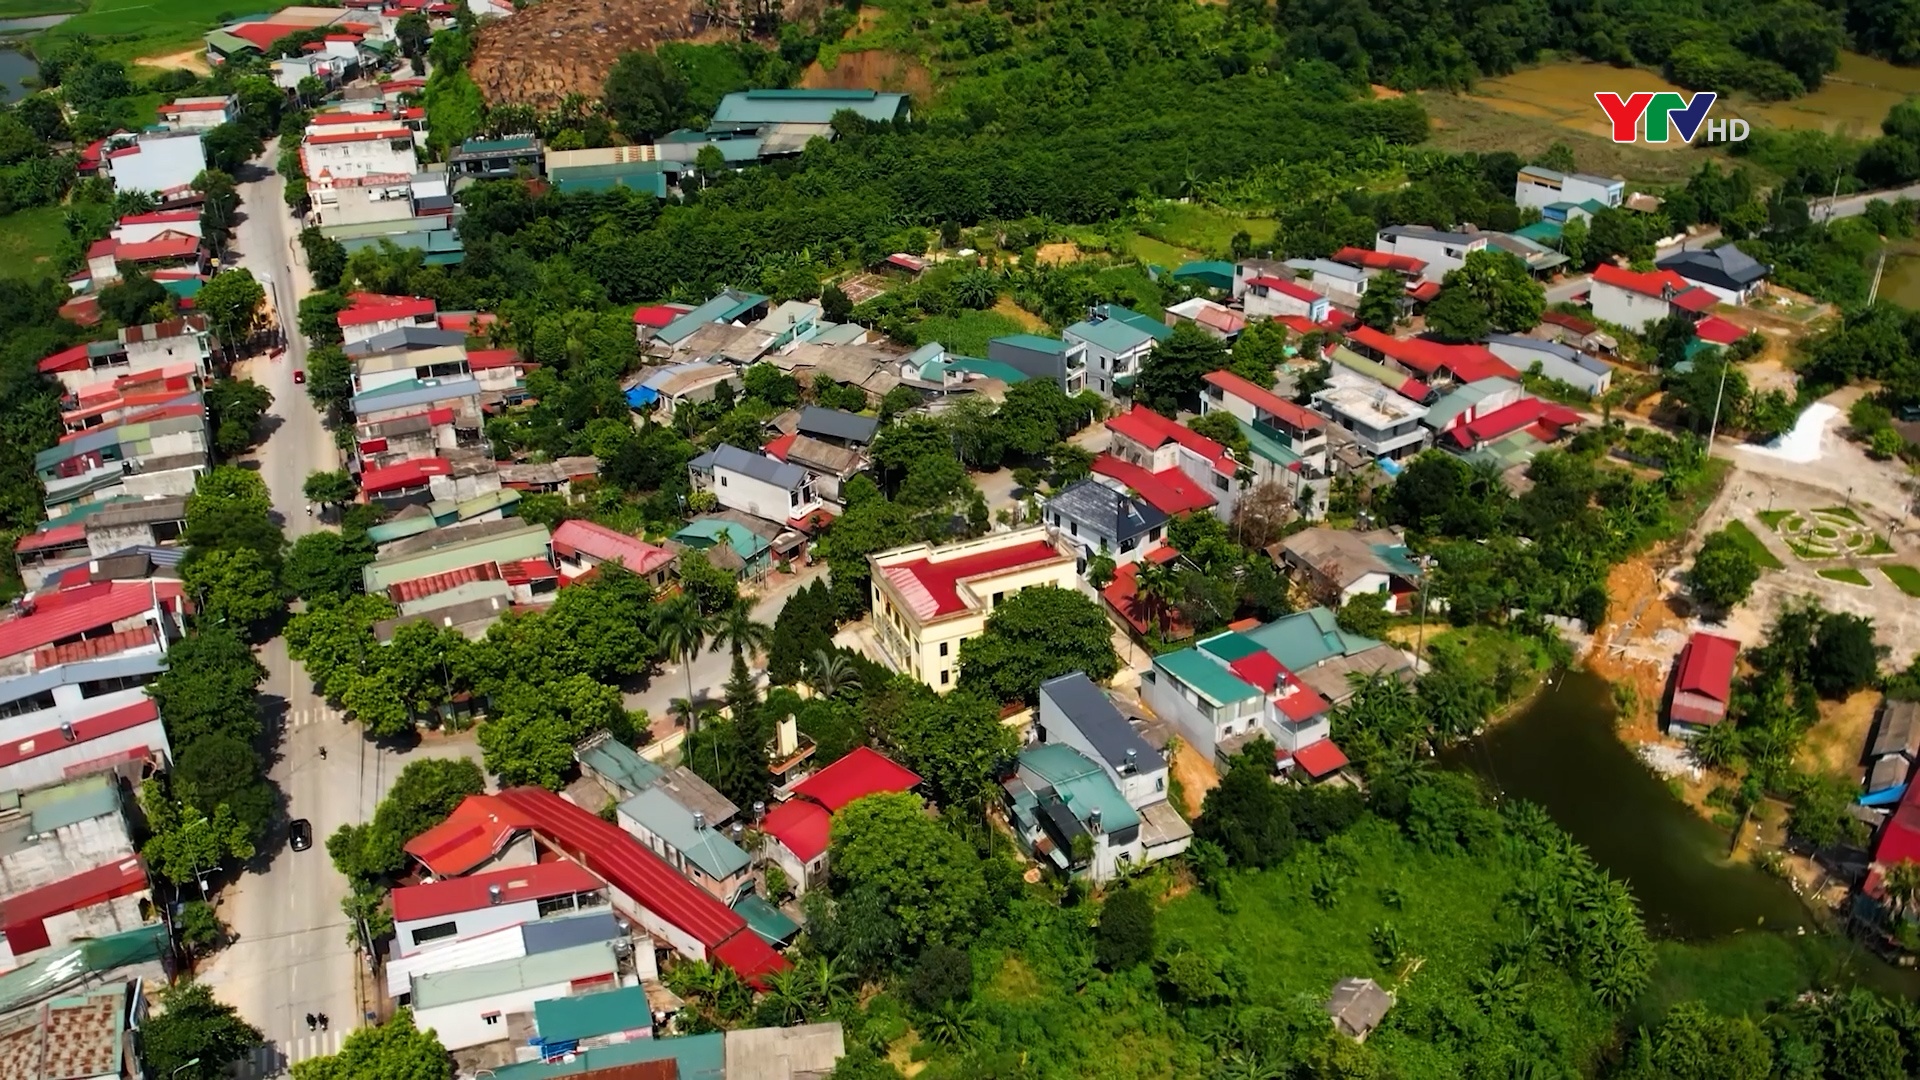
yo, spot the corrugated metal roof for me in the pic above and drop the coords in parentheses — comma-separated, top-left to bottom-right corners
(411, 940, 617, 1010)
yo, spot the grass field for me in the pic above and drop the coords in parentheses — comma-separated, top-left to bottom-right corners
(1125, 232, 1197, 269)
(1817, 567, 1873, 587)
(910, 309, 1027, 357)
(0, 0, 82, 17)
(1722, 520, 1786, 571)
(39, 0, 296, 59)
(1883, 565, 1920, 598)
(1138, 203, 1271, 259)
(0, 204, 70, 282)
(1746, 52, 1920, 137)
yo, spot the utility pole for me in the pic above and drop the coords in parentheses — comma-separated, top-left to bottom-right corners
(1869, 247, 1888, 307)
(1704, 355, 1731, 457)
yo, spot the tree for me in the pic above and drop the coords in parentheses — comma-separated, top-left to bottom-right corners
(304, 469, 358, 507)
(203, 122, 264, 176)
(821, 283, 853, 322)
(1195, 742, 1296, 867)
(1087, 551, 1117, 589)
(654, 593, 712, 709)
(332, 757, 486, 884)
(768, 581, 836, 685)
(98, 270, 168, 326)
(879, 688, 1017, 810)
(1133, 322, 1230, 415)
(603, 50, 686, 142)
(173, 732, 275, 842)
(141, 980, 263, 1080)
(1811, 611, 1884, 698)
(675, 549, 738, 614)
(196, 269, 266, 352)
(150, 624, 267, 745)
(807, 648, 863, 699)
(290, 1009, 451, 1080)
(480, 675, 631, 788)
(829, 792, 990, 951)
(301, 227, 349, 290)
(140, 779, 255, 888)
(176, 899, 228, 957)
(206, 378, 273, 457)
(1228, 317, 1288, 385)
(1687, 528, 1761, 610)
(394, 11, 431, 56)
(1096, 887, 1156, 970)
(1187, 410, 1249, 457)
(1618, 1001, 1773, 1080)
(710, 596, 771, 661)
(904, 943, 973, 1011)
(184, 547, 283, 629)
(284, 530, 373, 602)
(1424, 286, 1491, 342)
(743, 363, 801, 408)
(1357, 270, 1404, 330)
(1334, 590, 1391, 639)
(957, 586, 1119, 705)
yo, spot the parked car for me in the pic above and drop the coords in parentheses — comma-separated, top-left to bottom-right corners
(290, 818, 313, 852)
(293, 369, 306, 384)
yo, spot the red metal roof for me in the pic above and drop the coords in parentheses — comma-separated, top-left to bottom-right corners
(631, 305, 687, 328)
(1347, 326, 1518, 382)
(0, 582, 180, 660)
(33, 627, 158, 670)
(1692, 316, 1748, 345)
(464, 351, 521, 373)
(390, 860, 603, 923)
(360, 456, 451, 494)
(1104, 405, 1234, 475)
(309, 111, 401, 126)
(1408, 280, 1442, 302)
(1676, 633, 1738, 703)
(307, 127, 413, 147)
(1445, 397, 1581, 449)
(1292, 739, 1349, 778)
(762, 432, 797, 461)
(489, 787, 787, 984)
(15, 525, 87, 554)
(117, 209, 200, 226)
(1671, 288, 1716, 313)
(338, 296, 436, 327)
(552, 520, 673, 577)
(0, 857, 147, 936)
(1200, 370, 1325, 431)
(791, 747, 921, 813)
(403, 794, 535, 878)
(1333, 247, 1429, 275)
(1247, 276, 1324, 304)
(1100, 548, 1188, 638)
(115, 234, 201, 263)
(1276, 315, 1320, 335)
(761, 798, 830, 861)
(501, 558, 558, 585)
(0, 698, 160, 768)
(1227, 651, 1280, 692)
(387, 561, 502, 604)
(225, 21, 296, 49)
(1194, 305, 1247, 335)
(1090, 455, 1217, 516)
(1542, 311, 1598, 335)
(162, 100, 227, 113)
(1592, 264, 1691, 300)
(881, 540, 1068, 619)
(1876, 776, 1920, 865)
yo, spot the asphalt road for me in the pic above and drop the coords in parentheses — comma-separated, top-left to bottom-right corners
(198, 143, 482, 1078)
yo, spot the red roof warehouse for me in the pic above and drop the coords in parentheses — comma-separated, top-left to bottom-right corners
(490, 786, 787, 985)
(1669, 632, 1738, 731)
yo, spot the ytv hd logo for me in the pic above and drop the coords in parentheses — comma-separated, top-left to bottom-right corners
(1594, 92, 1749, 144)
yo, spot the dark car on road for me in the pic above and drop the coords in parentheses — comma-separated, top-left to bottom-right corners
(290, 818, 313, 852)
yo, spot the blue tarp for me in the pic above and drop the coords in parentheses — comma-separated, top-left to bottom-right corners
(625, 386, 659, 408)
(1860, 784, 1907, 807)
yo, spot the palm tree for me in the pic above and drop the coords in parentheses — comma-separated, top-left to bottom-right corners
(805, 648, 860, 699)
(653, 595, 712, 710)
(1134, 559, 1179, 634)
(709, 597, 771, 662)
(761, 967, 812, 1026)
(668, 697, 698, 732)
(805, 955, 855, 1014)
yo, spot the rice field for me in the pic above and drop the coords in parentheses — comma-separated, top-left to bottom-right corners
(1746, 53, 1920, 137)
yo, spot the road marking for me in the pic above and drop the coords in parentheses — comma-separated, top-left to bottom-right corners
(286, 708, 342, 730)
(233, 1029, 350, 1078)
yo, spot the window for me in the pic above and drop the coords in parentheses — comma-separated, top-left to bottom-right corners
(1069, 521, 1078, 537)
(940, 669, 950, 685)
(482, 1012, 502, 1027)
(939, 642, 948, 657)
(1120, 536, 1138, 553)
(410, 921, 458, 947)
(1156, 776, 1166, 792)
(992, 591, 1004, 606)
(719, 476, 728, 486)
(1213, 475, 1228, 491)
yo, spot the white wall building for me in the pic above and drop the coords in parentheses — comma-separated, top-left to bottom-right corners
(409, 941, 620, 1051)
(1242, 276, 1330, 323)
(1373, 226, 1488, 283)
(1513, 166, 1624, 213)
(103, 132, 206, 198)
(687, 444, 820, 525)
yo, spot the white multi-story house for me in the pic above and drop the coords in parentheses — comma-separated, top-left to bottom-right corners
(1043, 478, 1167, 575)
(1513, 166, 1624, 213)
(688, 444, 821, 526)
(1140, 629, 1348, 781)
(1242, 276, 1330, 323)
(1373, 226, 1489, 283)
(157, 96, 236, 131)
(1589, 264, 1716, 332)
(1064, 312, 1159, 399)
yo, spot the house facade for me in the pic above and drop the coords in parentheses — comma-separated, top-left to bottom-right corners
(1063, 315, 1157, 399)
(986, 334, 1087, 395)
(1242, 277, 1330, 323)
(868, 528, 1077, 692)
(103, 132, 206, 198)
(760, 748, 920, 898)
(1483, 334, 1613, 396)
(1274, 527, 1422, 612)
(1590, 265, 1716, 332)
(1373, 226, 1488, 282)
(1141, 631, 1340, 779)
(390, 861, 609, 957)
(688, 444, 821, 525)
(1513, 166, 1624, 213)
(1668, 632, 1738, 738)
(617, 788, 752, 903)
(1044, 477, 1167, 574)
(1656, 245, 1770, 305)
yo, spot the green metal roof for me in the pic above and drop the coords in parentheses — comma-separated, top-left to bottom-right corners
(366, 514, 436, 544)
(733, 892, 800, 944)
(922, 355, 1030, 384)
(1329, 345, 1404, 388)
(487, 1033, 724, 1080)
(711, 88, 908, 125)
(578, 738, 666, 796)
(412, 941, 617, 1010)
(203, 30, 259, 55)
(1156, 646, 1260, 706)
(0, 926, 166, 1015)
(672, 518, 768, 560)
(423, 252, 465, 266)
(1514, 221, 1562, 244)
(1016, 743, 1140, 833)
(619, 787, 750, 880)
(1423, 379, 1514, 431)
(30, 784, 121, 834)
(39, 495, 137, 530)
(362, 524, 552, 593)
(1065, 317, 1154, 353)
(160, 277, 204, 300)
(1238, 416, 1302, 468)
(534, 985, 650, 1043)
(1242, 606, 1380, 672)
(1172, 261, 1235, 288)
(1577, 198, 1608, 213)
(459, 136, 539, 155)
(1096, 304, 1172, 342)
(1196, 631, 1264, 662)
(991, 333, 1066, 355)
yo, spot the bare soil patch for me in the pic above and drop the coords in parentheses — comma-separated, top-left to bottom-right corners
(1168, 738, 1216, 817)
(1796, 688, 1878, 780)
(1369, 84, 1402, 99)
(137, 48, 211, 75)
(992, 295, 1046, 332)
(801, 48, 932, 98)
(1034, 242, 1082, 266)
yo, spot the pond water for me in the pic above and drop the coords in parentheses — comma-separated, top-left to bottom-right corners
(0, 14, 70, 32)
(0, 48, 33, 105)
(1450, 670, 1811, 939)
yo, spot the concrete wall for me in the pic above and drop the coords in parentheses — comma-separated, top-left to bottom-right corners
(1591, 282, 1670, 332)
(709, 467, 807, 522)
(414, 975, 591, 1051)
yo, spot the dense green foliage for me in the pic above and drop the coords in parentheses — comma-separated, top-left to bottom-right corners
(140, 981, 264, 1080)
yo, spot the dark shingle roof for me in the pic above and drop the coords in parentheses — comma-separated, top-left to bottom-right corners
(1047, 478, 1167, 542)
(697, 443, 808, 490)
(1041, 672, 1158, 773)
(796, 406, 879, 446)
(1657, 245, 1769, 288)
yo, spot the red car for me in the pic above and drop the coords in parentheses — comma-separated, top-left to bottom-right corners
(293, 369, 305, 384)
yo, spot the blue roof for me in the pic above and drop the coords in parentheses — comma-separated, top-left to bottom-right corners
(619, 787, 751, 880)
(657, 290, 769, 346)
(625, 385, 659, 408)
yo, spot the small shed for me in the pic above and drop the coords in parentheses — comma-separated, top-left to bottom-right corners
(1327, 977, 1394, 1041)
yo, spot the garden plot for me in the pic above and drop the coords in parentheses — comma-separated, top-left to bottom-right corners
(1757, 506, 1893, 561)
